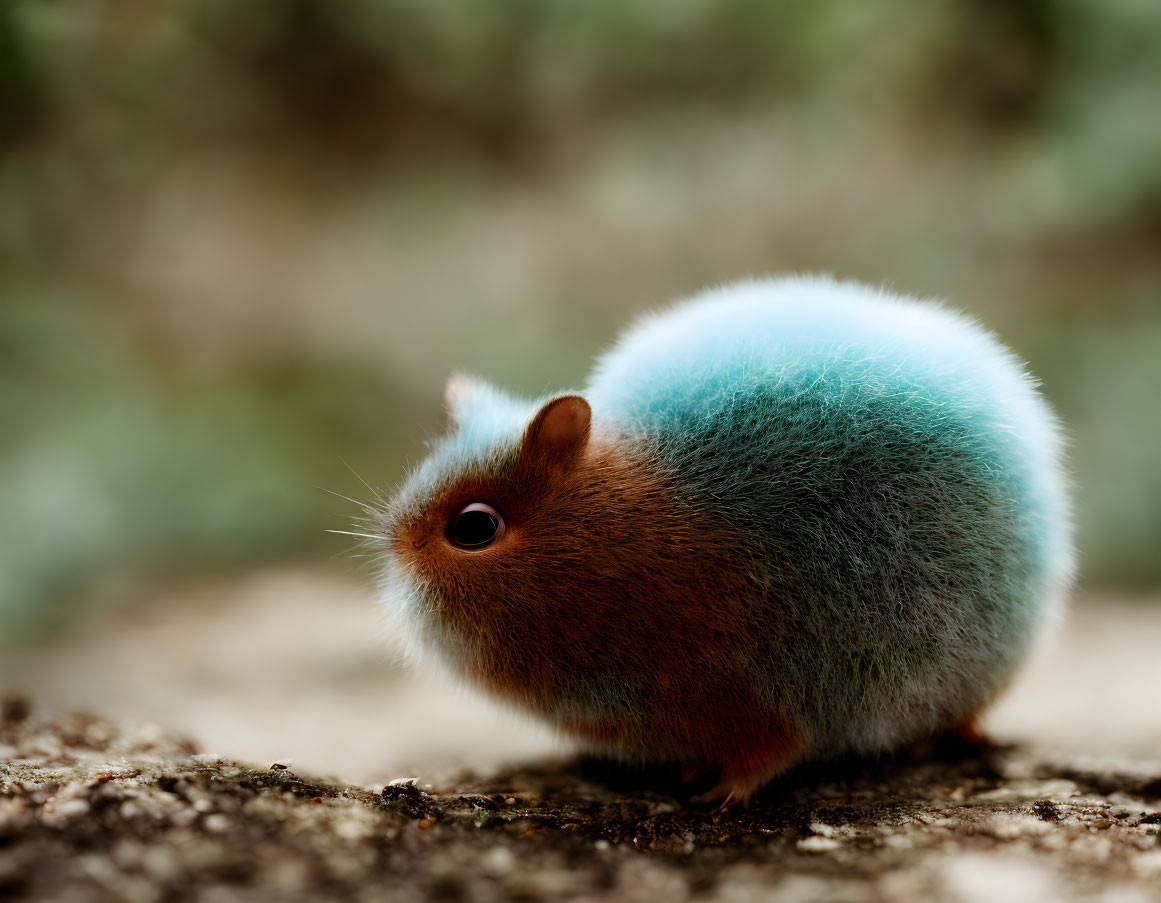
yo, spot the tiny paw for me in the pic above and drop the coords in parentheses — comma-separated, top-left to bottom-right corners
(692, 779, 753, 810)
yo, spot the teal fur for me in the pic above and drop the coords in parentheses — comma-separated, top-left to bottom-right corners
(585, 275, 1073, 753)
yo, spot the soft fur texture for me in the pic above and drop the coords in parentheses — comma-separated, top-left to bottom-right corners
(375, 275, 1074, 801)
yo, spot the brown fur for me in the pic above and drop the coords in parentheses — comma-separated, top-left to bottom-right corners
(389, 413, 801, 790)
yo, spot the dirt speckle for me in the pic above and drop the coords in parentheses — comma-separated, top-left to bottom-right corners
(1033, 799, 1062, 821)
(3, 700, 1161, 901)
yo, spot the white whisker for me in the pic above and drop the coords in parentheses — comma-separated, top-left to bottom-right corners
(339, 457, 380, 497)
(325, 529, 385, 541)
(316, 486, 365, 507)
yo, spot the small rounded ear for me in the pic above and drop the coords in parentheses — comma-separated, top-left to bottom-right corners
(443, 373, 490, 429)
(444, 371, 478, 410)
(521, 395, 591, 469)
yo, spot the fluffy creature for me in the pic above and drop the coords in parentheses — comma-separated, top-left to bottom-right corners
(372, 275, 1073, 803)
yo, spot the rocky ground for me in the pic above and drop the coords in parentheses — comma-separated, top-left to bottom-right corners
(4, 694, 1161, 903)
(4, 573, 1161, 901)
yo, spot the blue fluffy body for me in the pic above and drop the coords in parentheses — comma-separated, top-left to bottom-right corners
(584, 275, 1073, 753)
(381, 274, 1074, 781)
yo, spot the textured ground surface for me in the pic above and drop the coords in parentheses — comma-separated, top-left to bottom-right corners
(4, 576, 1161, 900)
(4, 695, 1161, 903)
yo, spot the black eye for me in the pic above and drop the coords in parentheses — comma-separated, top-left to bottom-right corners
(448, 502, 505, 549)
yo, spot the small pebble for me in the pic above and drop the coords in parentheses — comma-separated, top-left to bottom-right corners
(204, 814, 231, 832)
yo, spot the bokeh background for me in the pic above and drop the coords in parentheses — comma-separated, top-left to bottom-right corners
(2, 0, 1159, 782)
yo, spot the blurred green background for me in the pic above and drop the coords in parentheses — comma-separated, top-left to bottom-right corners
(2, 0, 1160, 639)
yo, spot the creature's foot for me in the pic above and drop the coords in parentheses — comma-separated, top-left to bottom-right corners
(690, 748, 802, 810)
(908, 712, 991, 761)
(949, 714, 988, 745)
(691, 779, 753, 810)
(680, 761, 749, 808)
